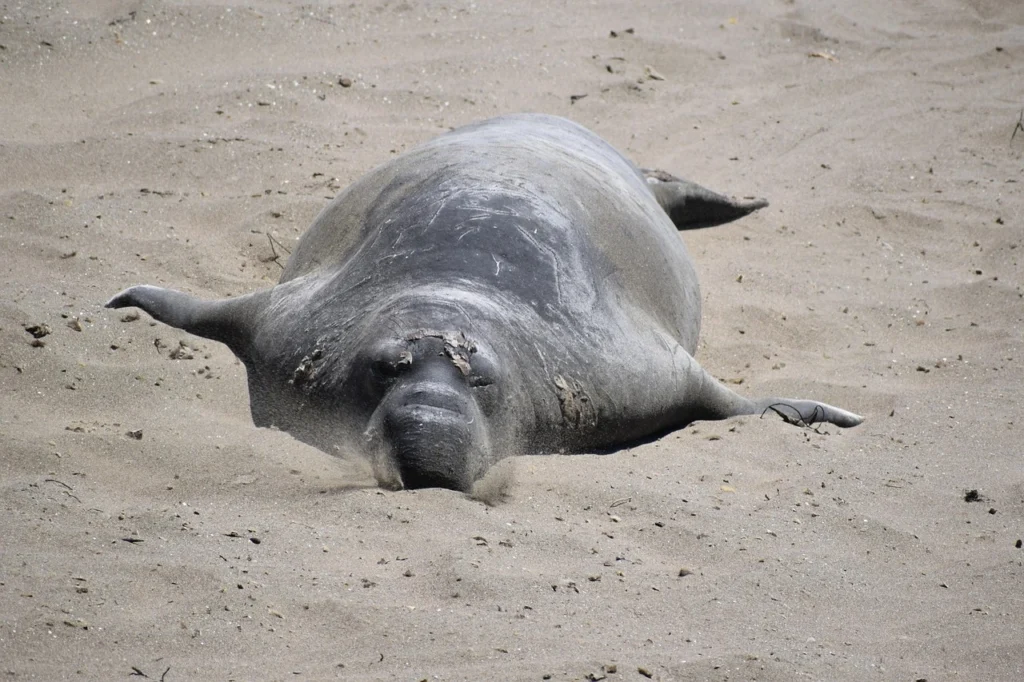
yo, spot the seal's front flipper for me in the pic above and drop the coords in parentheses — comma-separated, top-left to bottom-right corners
(642, 168, 768, 230)
(687, 362, 863, 428)
(105, 284, 270, 357)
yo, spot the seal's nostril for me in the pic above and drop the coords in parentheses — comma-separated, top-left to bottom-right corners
(405, 389, 460, 412)
(395, 375, 466, 409)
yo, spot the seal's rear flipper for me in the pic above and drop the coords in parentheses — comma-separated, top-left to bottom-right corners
(688, 364, 863, 428)
(105, 284, 270, 358)
(642, 168, 768, 230)
(748, 397, 863, 428)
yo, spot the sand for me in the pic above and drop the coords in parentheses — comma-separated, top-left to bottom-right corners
(2, 1, 1022, 680)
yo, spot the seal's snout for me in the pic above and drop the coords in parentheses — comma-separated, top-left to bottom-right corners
(382, 401, 474, 490)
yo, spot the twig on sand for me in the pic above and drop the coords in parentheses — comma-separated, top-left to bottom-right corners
(262, 233, 291, 269)
(44, 478, 81, 502)
(761, 403, 826, 433)
(1012, 109, 1024, 144)
(128, 665, 170, 680)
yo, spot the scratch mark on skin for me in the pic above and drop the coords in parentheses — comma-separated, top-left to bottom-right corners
(492, 254, 501, 276)
(513, 224, 562, 306)
(392, 228, 409, 249)
(452, 301, 475, 324)
(467, 205, 518, 219)
(649, 329, 684, 385)
(456, 225, 481, 241)
(425, 193, 451, 229)
(532, 342, 551, 382)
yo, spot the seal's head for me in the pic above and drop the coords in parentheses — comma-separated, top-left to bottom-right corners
(359, 330, 503, 490)
(244, 283, 528, 492)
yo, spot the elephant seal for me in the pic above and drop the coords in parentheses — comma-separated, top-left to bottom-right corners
(107, 114, 862, 491)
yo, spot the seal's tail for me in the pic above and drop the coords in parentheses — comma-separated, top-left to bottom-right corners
(642, 168, 768, 230)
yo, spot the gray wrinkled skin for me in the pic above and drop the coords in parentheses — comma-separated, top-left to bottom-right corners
(107, 114, 862, 491)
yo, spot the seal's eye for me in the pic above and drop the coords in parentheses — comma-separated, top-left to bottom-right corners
(370, 340, 412, 379)
(468, 350, 497, 388)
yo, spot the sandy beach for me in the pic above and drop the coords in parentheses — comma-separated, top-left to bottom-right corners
(2, 1, 1022, 679)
